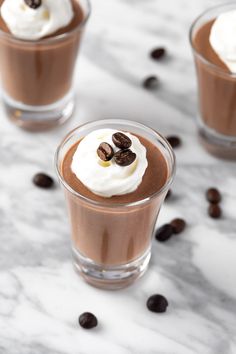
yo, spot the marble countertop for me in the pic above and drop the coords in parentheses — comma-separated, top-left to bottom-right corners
(1, 0, 236, 353)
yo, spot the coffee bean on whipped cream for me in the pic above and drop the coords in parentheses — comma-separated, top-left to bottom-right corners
(206, 188, 221, 204)
(97, 142, 114, 161)
(147, 294, 169, 313)
(33, 173, 54, 189)
(112, 132, 132, 149)
(150, 47, 166, 60)
(79, 312, 98, 330)
(114, 149, 136, 166)
(143, 76, 159, 90)
(24, 0, 42, 9)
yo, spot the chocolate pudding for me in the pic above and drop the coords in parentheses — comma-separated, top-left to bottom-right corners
(0, 0, 84, 106)
(193, 19, 236, 137)
(56, 120, 175, 289)
(61, 135, 168, 266)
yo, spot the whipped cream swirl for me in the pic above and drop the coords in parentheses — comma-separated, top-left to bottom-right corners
(1, 0, 74, 40)
(210, 10, 236, 73)
(71, 129, 148, 198)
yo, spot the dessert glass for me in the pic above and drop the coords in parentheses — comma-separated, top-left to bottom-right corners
(0, 0, 90, 131)
(56, 119, 176, 290)
(190, 3, 236, 159)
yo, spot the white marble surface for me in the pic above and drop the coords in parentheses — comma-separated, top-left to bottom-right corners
(0, 0, 236, 353)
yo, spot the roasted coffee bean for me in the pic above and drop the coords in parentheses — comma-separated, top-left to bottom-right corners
(33, 173, 54, 189)
(165, 189, 172, 200)
(114, 149, 136, 166)
(79, 312, 98, 329)
(155, 224, 174, 242)
(112, 132, 132, 149)
(208, 204, 222, 219)
(142, 76, 159, 90)
(147, 294, 168, 313)
(206, 188, 221, 204)
(150, 47, 166, 60)
(170, 218, 186, 234)
(166, 135, 181, 149)
(97, 142, 114, 161)
(24, 0, 42, 9)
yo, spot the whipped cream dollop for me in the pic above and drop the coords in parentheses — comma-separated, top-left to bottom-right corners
(71, 129, 148, 198)
(210, 10, 236, 73)
(0, 0, 74, 40)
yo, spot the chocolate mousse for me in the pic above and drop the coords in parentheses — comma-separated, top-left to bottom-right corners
(193, 19, 236, 137)
(0, 0, 85, 107)
(61, 134, 168, 266)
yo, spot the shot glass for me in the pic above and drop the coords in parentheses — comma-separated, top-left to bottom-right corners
(190, 3, 236, 159)
(56, 119, 175, 289)
(0, 0, 90, 131)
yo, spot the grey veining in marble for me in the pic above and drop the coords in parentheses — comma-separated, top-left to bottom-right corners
(0, 0, 236, 353)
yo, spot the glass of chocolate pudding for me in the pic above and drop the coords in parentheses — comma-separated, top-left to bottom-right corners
(56, 119, 175, 289)
(0, 0, 90, 131)
(190, 4, 236, 159)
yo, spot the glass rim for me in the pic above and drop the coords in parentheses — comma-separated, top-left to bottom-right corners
(55, 119, 176, 209)
(0, 0, 91, 45)
(189, 2, 236, 78)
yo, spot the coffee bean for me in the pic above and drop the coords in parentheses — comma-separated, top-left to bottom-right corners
(206, 188, 221, 204)
(97, 142, 114, 161)
(79, 312, 98, 329)
(150, 47, 166, 60)
(166, 135, 181, 148)
(112, 132, 132, 149)
(208, 204, 222, 219)
(170, 218, 186, 234)
(147, 294, 168, 313)
(155, 224, 174, 242)
(165, 189, 172, 200)
(24, 0, 42, 9)
(142, 76, 159, 90)
(114, 149, 136, 166)
(33, 173, 54, 189)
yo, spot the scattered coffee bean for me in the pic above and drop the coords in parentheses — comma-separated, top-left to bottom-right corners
(24, 0, 42, 9)
(97, 142, 114, 161)
(79, 312, 98, 329)
(33, 173, 54, 189)
(147, 294, 168, 313)
(206, 188, 221, 204)
(112, 132, 132, 149)
(142, 76, 159, 90)
(170, 218, 186, 234)
(114, 149, 136, 166)
(166, 135, 181, 149)
(155, 224, 174, 242)
(150, 47, 166, 60)
(165, 189, 172, 200)
(208, 204, 222, 219)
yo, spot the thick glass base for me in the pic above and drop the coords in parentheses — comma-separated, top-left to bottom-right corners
(72, 248, 151, 290)
(198, 119, 236, 160)
(3, 91, 75, 132)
